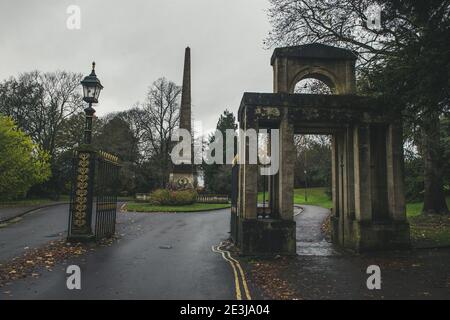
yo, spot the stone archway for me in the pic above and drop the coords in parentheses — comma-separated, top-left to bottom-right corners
(231, 43, 410, 255)
(272, 43, 357, 95)
(290, 67, 338, 94)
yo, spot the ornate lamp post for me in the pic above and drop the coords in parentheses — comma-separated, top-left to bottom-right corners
(67, 62, 103, 242)
(80, 62, 103, 144)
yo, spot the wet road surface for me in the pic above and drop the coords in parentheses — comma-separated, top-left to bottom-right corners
(0, 208, 236, 299)
(245, 205, 450, 299)
(0, 204, 69, 263)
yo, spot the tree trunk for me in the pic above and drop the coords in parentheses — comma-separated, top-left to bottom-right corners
(422, 113, 449, 215)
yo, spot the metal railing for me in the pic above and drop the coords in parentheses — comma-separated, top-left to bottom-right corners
(94, 151, 120, 240)
(197, 193, 230, 204)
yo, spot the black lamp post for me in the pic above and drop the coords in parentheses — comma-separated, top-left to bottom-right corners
(67, 62, 106, 242)
(80, 62, 103, 145)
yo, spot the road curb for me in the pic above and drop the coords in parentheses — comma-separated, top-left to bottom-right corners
(294, 205, 304, 217)
(0, 202, 68, 224)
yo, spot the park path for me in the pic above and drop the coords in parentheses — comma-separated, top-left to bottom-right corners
(0, 207, 236, 299)
(295, 204, 338, 256)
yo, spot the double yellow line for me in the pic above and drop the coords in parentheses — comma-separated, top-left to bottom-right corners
(212, 241, 252, 300)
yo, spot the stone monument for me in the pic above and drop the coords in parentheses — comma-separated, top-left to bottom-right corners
(169, 47, 195, 189)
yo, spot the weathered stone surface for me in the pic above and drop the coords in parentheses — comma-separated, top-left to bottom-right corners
(170, 47, 195, 188)
(179, 47, 191, 133)
(271, 44, 357, 94)
(233, 43, 410, 255)
(237, 218, 296, 256)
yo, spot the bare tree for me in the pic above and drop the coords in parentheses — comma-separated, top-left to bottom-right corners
(265, 0, 432, 67)
(132, 78, 182, 187)
(294, 78, 333, 94)
(267, 0, 450, 214)
(0, 71, 84, 159)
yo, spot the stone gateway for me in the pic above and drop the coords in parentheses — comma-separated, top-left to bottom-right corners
(231, 43, 410, 255)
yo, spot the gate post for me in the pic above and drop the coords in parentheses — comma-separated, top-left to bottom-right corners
(68, 148, 96, 242)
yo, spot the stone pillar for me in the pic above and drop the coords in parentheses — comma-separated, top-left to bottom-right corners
(330, 133, 341, 243)
(336, 132, 346, 245)
(240, 108, 258, 220)
(331, 134, 340, 217)
(350, 123, 410, 251)
(241, 164, 258, 219)
(278, 108, 295, 220)
(68, 149, 95, 241)
(343, 127, 355, 220)
(353, 124, 372, 222)
(273, 57, 289, 93)
(337, 133, 345, 221)
(267, 130, 274, 216)
(236, 107, 296, 256)
(386, 124, 407, 221)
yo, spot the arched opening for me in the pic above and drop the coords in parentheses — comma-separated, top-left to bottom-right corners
(294, 78, 333, 95)
(292, 78, 334, 254)
(257, 130, 272, 219)
(293, 133, 334, 255)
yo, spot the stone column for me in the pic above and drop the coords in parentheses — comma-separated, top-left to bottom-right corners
(267, 130, 274, 216)
(386, 124, 407, 221)
(330, 133, 341, 244)
(273, 57, 289, 93)
(68, 149, 95, 241)
(343, 126, 355, 220)
(278, 108, 295, 220)
(331, 134, 340, 218)
(240, 108, 258, 220)
(353, 124, 372, 222)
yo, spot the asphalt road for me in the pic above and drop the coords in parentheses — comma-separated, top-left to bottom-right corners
(0, 204, 70, 263)
(0, 206, 236, 299)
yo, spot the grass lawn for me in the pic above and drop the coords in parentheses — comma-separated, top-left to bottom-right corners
(293, 187, 333, 208)
(125, 202, 231, 213)
(258, 187, 333, 208)
(406, 197, 450, 247)
(406, 199, 450, 218)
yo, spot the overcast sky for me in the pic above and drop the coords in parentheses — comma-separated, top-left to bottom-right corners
(0, 0, 273, 132)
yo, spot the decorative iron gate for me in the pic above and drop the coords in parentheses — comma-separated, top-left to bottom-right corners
(94, 151, 120, 239)
(68, 149, 120, 241)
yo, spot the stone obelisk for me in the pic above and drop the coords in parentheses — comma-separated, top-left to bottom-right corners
(170, 47, 195, 189)
(179, 47, 191, 133)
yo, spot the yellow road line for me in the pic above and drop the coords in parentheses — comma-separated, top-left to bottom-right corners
(212, 242, 252, 300)
(212, 245, 242, 300)
(223, 248, 252, 300)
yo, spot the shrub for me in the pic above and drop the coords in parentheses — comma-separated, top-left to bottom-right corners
(0, 116, 51, 200)
(149, 189, 197, 205)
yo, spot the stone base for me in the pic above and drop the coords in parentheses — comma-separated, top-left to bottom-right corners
(234, 218, 296, 256)
(331, 216, 411, 252)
